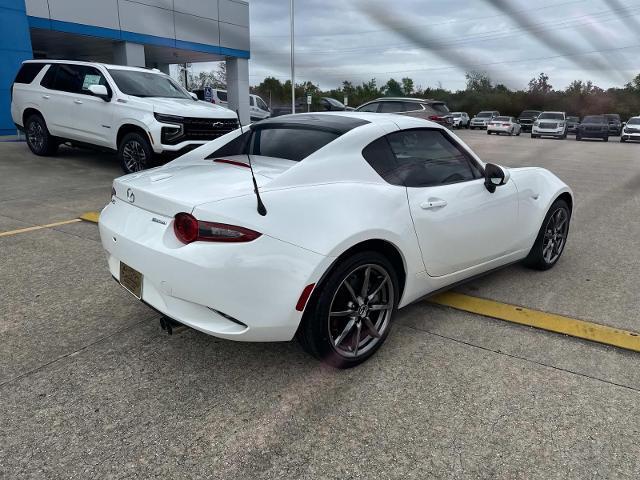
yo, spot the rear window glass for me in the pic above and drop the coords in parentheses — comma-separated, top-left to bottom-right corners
(431, 103, 449, 113)
(477, 112, 493, 118)
(14, 63, 46, 84)
(495, 116, 511, 121)
(583, 116, 604, 123)
(251, 128, 338, 161)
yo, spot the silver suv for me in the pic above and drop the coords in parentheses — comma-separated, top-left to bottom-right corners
(356, 98, 452, 127)
(470, 111, 500, 129)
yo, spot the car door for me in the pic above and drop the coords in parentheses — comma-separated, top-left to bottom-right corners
(38, 64, 76, 138)
(386, 128, 520, 277)
(68, 65, 114, 146)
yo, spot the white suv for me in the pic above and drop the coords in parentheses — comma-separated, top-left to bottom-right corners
(11, 60, 238, 173)
(531, 111, 567, 139)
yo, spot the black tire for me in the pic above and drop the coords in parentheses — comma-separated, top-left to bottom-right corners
(524, 199, 571, 271)
(603, 136, 609, 142)
(25, 114, 58, 156)
(576, 135, 581, 141)
(466, 122, 470, 129)
(118, 132, 153, 174)
(297, 251, 400, 369)
(487, 130, 491, 135)
(531, 134, 538, 139)
(621, 137, 626, 143)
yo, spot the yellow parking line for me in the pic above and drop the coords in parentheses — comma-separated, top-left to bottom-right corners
(430, 291, 640, 353)
(79, 211, 100, 223)
(0, 218, 82, 238)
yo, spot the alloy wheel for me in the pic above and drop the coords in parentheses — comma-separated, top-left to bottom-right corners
(328, 264, 394, 358)
(27, 120, 45, 152)
(542, 207, 569, 264)
(122, 140, 147, 172)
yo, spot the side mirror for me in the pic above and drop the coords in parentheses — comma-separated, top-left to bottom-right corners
(484, 163, 510, 193)
(88, 84, 110, 101)
(189, 92, 198, 101)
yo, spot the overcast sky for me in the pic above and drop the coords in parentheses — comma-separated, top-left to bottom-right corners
(195, 0, 640, 91)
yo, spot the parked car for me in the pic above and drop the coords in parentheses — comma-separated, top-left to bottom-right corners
(470, 111, 500, 129)
(576, 115, 609, 141)
(531, 112, 567, 139)
(517, 110, 541, 132)
(320, 97, 349, 111)
(487, 116, 522, 136)
(604, 113, 622, 136)
(450, 112, 470, 128)
(249, 94, 271, 121)
(620, 116, 640, 143)
(566, 116, 580, 134)
(99, 112, 573, 368)
(356, 97, 453, 127)
(11, 60, 238, 173)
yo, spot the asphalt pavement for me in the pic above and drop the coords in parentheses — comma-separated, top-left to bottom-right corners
(1, 133, 639, 479)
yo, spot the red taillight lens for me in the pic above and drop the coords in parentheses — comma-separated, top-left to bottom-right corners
(429, 115, 444, 121)
(173, 213, 261, 244)
(174, 213, 199, 244)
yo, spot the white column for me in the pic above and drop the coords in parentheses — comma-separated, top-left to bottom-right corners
(226, 57, 250, 125)
(113, 42, 145, 67)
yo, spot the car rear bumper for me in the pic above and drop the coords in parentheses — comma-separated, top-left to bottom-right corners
(98, 199, 332, 342)
(487, 125, 512, 133)
(578, 130, 608, 138)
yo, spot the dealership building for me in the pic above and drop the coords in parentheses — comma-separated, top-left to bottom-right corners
(0, 0, 250, 135)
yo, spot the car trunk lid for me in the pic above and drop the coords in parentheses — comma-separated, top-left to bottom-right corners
(113, 155, 296, 217)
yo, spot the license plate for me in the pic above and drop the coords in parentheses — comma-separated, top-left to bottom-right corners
(119, 262, 142, 299)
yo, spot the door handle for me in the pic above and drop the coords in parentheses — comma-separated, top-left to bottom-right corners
(74, 99, 83, 104)
(420, 199, 448, 210)
(42, 95, 50, 100)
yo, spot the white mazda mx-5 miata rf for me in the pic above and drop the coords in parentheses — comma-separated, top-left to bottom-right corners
(99, 112, 573, 368)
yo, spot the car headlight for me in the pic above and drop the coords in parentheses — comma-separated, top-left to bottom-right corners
(558, 122, 565, 128)
(154, 113, 185, 124)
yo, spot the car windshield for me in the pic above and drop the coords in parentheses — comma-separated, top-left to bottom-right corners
(627, 118, 640, 125)
(495, 116, 511, 122)
(108, 69, 191, 99)
(605, 114, 620, 120)
(477, 112, 493, 118)
(538, 113, 564, 120)
(325, 97, 345, 108)
(583, 116, 604, 123)
(567, 116, 579, 122)
(451, 113, 461, 118)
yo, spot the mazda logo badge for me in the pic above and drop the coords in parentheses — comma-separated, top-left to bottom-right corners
(126, 188, 135, 203)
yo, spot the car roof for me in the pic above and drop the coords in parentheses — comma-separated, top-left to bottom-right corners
(253, 112, 444, 132)
(370, 97, 445, 104)
(540, 111, 565, 114)
(23, 59, 163, 74)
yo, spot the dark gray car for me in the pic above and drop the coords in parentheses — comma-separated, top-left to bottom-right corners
(356, 97, 452, 127)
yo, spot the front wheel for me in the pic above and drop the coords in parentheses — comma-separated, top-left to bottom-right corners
(621, 137, 626, 143)
(118, 132, 153, 174)
(603, 136, 609, 142)
(297, 251, 399, 368)
(524, 199, 571, 271)
(487, 130, 491, 135)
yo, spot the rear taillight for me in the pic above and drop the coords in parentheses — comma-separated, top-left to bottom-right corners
(429, 115, 444, 122)
(174, 212, 261, 244)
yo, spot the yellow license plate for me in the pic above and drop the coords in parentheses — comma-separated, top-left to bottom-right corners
(119, 262, 142, 299)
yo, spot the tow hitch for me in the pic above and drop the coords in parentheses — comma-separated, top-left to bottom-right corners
(159, 316, 187, 335)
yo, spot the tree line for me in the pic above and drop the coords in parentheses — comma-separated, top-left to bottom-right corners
(250, 72, 640, 119)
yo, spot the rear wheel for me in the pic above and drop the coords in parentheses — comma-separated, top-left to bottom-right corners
(297, 251, 399, 368)
(603, 136, 609, 142)
(524, 199, 571, 271)
(118, 132, 152, 174)
(487, 130, 491, 135)
(576, 134, 581, 141)
(25, 114, 58, 156)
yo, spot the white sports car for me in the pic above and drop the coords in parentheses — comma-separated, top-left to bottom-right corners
(99, 112, 573, 368)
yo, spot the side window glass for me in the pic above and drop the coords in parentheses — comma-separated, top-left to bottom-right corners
(250, 96, 255, 106)
(378, 102, 403, 113)
(358, 102, 379, 113)
(51, 64, 83, 93)
(40, 64, 58, 89)
(386, 129, 481, 187)
(402, 102, 421, 112)
(79, 66, 110, 96)
(362, 137, 403, 186)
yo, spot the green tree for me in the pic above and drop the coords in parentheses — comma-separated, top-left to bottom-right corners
(465, 71, 492, 92)
(401, 77, 414, 96)
(528, 72, 553, 94)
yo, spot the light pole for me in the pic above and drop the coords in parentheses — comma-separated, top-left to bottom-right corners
(290, 0, 295, 114)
